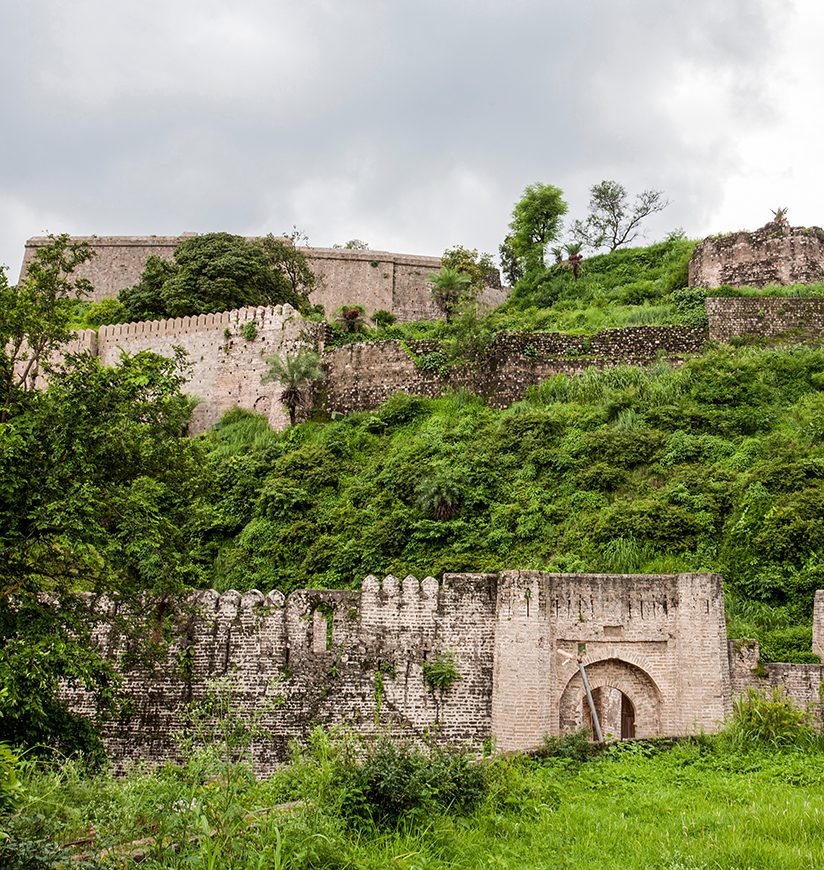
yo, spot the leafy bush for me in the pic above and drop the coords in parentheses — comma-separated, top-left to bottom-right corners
(722, 688, 817, 749)
(287, 729, 486, 828)
(541, 729, 600, 762)
(421, 652, 461, 691)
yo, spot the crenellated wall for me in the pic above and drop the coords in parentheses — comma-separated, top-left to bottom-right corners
(94, 304, 320, 433)
(63, 570, 773, 773)
(18, 236, 506, 322)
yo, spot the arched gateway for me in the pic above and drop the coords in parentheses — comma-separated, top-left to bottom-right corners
(558, 658, 662, 739)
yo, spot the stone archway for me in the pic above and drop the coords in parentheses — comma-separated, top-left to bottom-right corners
(559, 658, 662, 738)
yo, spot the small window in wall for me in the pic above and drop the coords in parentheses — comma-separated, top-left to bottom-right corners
(312, 603, 334, 653)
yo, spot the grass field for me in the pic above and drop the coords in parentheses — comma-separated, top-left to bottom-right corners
(4, 733, 824, 869)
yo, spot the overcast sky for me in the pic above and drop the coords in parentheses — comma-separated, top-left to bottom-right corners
(2, 0, 823, 280)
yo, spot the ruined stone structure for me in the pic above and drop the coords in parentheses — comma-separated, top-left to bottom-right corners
(67, 571, 823, 774)
(706, 296, 824, 344)
(18, 236, 506, 322)
(689, 217, 824, 289)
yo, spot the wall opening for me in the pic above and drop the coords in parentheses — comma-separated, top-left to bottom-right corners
(312, 603, 334, 653)
(582, 687, 636, 739)
(559, 658, 660, 738)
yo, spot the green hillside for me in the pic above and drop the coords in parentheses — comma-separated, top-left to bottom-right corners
(199, 343, 824, 662)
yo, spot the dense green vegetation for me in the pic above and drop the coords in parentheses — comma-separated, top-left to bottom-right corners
(196, 343, 824, 662)
(3, 694, 824, 868)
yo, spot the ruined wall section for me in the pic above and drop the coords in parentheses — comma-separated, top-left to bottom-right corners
(728, 640, 824, 727)
(689, 222, 824, 289)
(68, 575, 498, 775)
(706, 296, 824, 343)
(322, 327, 706, 416)
(96, 305, 316, 433)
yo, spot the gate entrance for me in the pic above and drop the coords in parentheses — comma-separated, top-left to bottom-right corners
(559, 658, 660, 738)
(583, 687, 636, 739)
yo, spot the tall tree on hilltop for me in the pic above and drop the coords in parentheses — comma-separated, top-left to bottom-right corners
(569, 181, 668, 252)
(503, 183, 568, 280)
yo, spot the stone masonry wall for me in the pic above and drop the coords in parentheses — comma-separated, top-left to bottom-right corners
(689, 221, 824, 289)
(322, 326, 706, 415)
(728, 640, 824, 727)
(66, 574, 499, 775)
(96, 305, 318, 433)
(706, 296, 824, 343)
(65, 571, 748, 772)
(18, 236, 506, 322)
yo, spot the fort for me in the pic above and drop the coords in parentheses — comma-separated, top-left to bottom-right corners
(17, 235, 506, 322)
(66, 574, 824, 774)
(16, 223, 824, 769)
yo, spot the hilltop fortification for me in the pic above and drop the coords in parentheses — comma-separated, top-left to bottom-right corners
(18, 235, 506, 321)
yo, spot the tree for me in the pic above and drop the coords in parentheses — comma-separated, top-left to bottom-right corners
(504, 183, 568, 278)
(0, 348, 204, 756)
(118, 233, 314, 322)
(429, 267, 472, 323)
(564, 242, 584, 280)
(441, 246, 499, 296)
(498, 234, 522, 286)
(570, 181, 669, 252)
(262, 348, 324, 426)
(0, 234, 94, 414)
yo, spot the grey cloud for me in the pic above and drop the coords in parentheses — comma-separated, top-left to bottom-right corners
(1, 0, 782, 276)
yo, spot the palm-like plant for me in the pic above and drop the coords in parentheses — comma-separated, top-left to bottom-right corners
(262, 347, 323, 426)
(429, 267, 472, 323)
(334, 304, 368, 334)
(564, 242, 584, 279)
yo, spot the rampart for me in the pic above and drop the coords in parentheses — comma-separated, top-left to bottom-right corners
(63, 571, 802, 774)
(96, 305, 319, 433)
(706, 296, 824, 343)
(322, 327, 706, 415)
(18, 236, 506, 321)
(689, 220, 824, 289)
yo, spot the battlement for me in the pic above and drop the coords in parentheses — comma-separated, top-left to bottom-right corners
(98, 304, 297, 343)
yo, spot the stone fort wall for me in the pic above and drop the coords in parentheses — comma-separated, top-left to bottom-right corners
(689, 220, 824, 289)
(322, 327, 706, 415)
(18, 236, 506, 322)
(65, 571, 772, 773)
(706, 296, 824, 343)
(95, 305, 319, 433)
